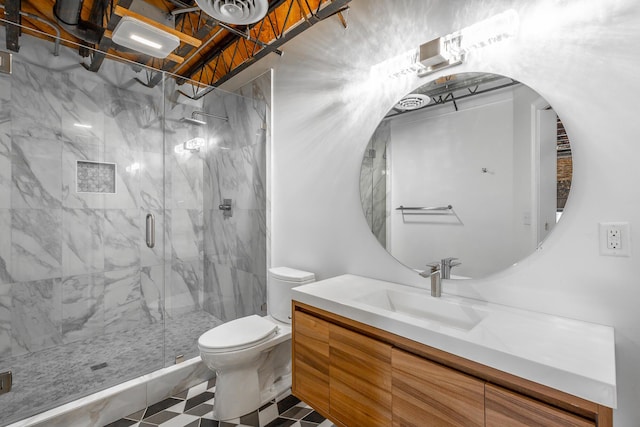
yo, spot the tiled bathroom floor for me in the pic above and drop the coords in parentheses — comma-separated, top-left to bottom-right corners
(105, 379, 334, 427)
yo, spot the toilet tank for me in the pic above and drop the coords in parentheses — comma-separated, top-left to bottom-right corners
(268, 267, 315, 323)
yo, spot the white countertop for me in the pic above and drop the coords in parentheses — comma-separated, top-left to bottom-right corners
(291, 274, 617, 408)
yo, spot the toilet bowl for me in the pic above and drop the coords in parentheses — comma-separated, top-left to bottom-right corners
(198, 267, 315, 421)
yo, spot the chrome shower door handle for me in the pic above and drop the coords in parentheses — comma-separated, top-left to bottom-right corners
(146, 213, 155, 248)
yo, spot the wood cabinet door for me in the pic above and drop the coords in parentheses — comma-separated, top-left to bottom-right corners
(392, 348, 484, 427)
(329, 324, 392, 427)
(485, 383, 596, 427)
(292, 310, 330, 414)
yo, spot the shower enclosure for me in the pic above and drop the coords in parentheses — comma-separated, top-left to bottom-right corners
(0, 32, 269, 426)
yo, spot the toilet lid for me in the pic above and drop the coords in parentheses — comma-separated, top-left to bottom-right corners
(269, 267, 315, 282)
(198, 315, 278, 352)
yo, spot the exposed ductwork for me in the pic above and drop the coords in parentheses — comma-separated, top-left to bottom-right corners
(53, 0, 104, 44)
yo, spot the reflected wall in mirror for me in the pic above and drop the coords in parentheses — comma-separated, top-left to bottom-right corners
(360, 73, 572, 279)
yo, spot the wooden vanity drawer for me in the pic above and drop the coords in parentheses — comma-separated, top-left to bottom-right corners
(392, 348, 484, 427)
(485, 383, 595, 427)
(329, 324, 392, 427)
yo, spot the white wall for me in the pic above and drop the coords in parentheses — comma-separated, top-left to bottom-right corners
(223, 1, 640, 424)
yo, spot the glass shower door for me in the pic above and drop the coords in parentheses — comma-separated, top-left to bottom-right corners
(0, 54, 168, 425)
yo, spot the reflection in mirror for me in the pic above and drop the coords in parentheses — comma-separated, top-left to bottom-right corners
(360, 73, 572, 279)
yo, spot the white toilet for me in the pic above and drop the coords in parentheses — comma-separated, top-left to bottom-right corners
(198, 267, 315, 420)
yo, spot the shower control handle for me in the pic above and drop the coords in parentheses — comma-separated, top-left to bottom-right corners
(219, 198, 233, 218)
(0, 371, 11, 395)
(146, 213, 155, 249)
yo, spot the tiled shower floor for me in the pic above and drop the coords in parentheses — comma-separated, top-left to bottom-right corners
(0, 311, 222, 426)
(105, 379, 334, 427)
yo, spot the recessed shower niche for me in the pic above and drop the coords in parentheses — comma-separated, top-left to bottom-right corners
(76, 160, 117, 193)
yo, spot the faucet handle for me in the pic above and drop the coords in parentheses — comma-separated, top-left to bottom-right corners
(425, 262, 440, 270)
(441, 257, 458, 264)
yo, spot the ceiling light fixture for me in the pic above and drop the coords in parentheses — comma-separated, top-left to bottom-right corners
(111, 17, 180, 58)
(195, 0, 268, 25)
(129, 34, 162, 49)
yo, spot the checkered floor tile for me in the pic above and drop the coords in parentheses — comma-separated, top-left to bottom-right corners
(104, 380, 335, 427)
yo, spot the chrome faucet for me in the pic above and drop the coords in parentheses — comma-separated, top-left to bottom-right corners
(419, 263, 441, 297)
(440, 257, 461, 279)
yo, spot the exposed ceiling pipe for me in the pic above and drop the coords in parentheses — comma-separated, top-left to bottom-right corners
(0, 4, 60, 55)
(170, 6, 200, 15)
(53, 0, 104, 44)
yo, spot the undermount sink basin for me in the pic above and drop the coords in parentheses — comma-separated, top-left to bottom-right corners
(352, 289, 488, 331)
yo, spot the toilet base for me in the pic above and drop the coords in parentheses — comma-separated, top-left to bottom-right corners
(213, 366, 261, 421)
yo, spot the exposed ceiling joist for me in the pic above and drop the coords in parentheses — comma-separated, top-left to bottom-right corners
(1, 0, 353, 91)
(182, 0, 351, 91)
(4, 0, 22, 52)
(85, 0, 133, 72)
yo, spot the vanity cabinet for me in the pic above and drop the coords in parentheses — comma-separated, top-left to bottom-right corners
(292, 309, 392, 426)
(292, 301, 613, 427)
(392, 348, 484, 427)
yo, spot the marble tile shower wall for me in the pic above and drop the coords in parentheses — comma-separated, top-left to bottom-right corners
(201, 76, 269, 322)
(0, 59, 211, 365)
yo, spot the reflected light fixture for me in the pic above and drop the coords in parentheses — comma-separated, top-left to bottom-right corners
(111, 17, 180, 58)
(394, 94, 431, 111)
(125, 162, 141, 173)
(73, 122, 93, 129)
(184, 137, 205, 152)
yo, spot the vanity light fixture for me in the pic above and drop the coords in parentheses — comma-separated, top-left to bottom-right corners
(371, 10, 519, 80)
(111, 16, 180, 59)
(370, 48, 427, 79)
(417, 9, 519, 78)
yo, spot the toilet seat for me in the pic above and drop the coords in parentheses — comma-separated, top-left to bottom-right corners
(198, 315, 278, 353)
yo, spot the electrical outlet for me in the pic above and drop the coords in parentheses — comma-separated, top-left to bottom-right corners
(599, 222, 631, 257)
(607, 228, 621, 249)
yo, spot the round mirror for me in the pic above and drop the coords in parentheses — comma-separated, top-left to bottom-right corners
(360, 72, 572, 279)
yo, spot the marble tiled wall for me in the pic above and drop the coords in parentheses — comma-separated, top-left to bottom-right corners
(202, 76, 269, 322)
(360, 120, 389, 248)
